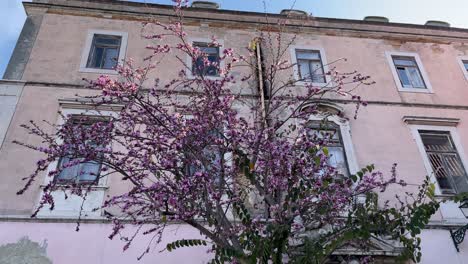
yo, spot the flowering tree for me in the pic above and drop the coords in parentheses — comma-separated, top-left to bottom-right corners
(16, 1, 441, 263)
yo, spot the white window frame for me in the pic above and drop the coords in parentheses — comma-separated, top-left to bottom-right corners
(409, 124, 468, 195)
(409, 124, 468, 221)
(79, 29, 128, 75)
(36, 108, 117, 219)
(456, 56, 468, 81)
(186, 38, 225, 80)
(306, 114, 359, 175)
(385, 51, 433, 93)
(290, 46, 332, 87)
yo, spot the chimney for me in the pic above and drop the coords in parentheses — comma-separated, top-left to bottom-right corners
(425, 20, 450, 27)
(363, 16, 389, 23)
(191, 1, 220, 9)
(280, 9, 310, 18)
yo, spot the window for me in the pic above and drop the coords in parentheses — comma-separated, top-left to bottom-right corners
(456, 56, 468, 81)
(55, 116, 106, 185)
(385, 51, 432, 93)
(192, 42, 220, 76)
(296, 50, 326, 83)
(392, 56, 426, 89)
(79, 30, 128, 74)
(419, 130, 468, 194)
(307, 122, 349, 177)
(86, 34, 122, 70)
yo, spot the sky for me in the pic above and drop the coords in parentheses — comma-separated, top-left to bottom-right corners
(2, 0, 468, 78)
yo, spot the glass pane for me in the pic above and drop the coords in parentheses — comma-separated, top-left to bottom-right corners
(396, 67, 412, 87)
(427, 153, 454, 192)
(407, 67, 425, 88)
(328, 146, 348, 176)
(201, 46, 219, 55)
(89, 47, 104, 68)
(95, 35, 121, 46)
(79, 161, 100, 182)
(57, 156, 78, 182)
(297, 60, 310, 80)
(310, 61, 325, 83)
(102, 48, 119, 69)
(296, 50, 320, 60)
(393, 57, 416, 67)
(309, 129, 339, 141)
(420, 133, 454, 152)
(463, 60, 468, 71)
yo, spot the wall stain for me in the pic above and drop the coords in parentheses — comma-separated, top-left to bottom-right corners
(0, 237, 52, 264)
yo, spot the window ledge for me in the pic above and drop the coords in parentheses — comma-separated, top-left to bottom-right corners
(397, 88, 433, 93)
(79, 67, 118, 75)
(40, 184, 109, 190)
(294, 80, 330, 87)
(403, 116, 460, 127)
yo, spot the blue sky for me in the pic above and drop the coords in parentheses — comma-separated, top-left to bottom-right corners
(2, 0, 468, 78)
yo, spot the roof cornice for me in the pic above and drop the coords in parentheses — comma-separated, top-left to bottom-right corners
(24, 0, 468, 42)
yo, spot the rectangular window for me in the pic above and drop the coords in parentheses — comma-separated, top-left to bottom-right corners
(419, 130, 468, 194)
(86, 34, 122, 70)
(55, 117, 106, 185)
(308, 122, 349, 177)
(392, 56, 426, 89)
(192, 42, 220, 76)
(296, 50, 326, 83)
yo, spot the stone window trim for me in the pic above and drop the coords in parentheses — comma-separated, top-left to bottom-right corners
(290, 45, 332, 87)
(185, 38, 225, 80)
(408, 124, 468, 196)
(301, 114, 360, 176)
(456, 55, 468, 81)
(385, 51, 433, 93)
(35, 107, 117, 219)
(79, 29, 128, 75)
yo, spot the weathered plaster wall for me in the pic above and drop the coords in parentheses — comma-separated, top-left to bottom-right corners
(0, 81, 24, 151)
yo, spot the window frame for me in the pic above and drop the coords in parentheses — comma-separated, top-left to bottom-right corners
(36, 108, 117, 219)
(409, 124, 468, 196)
(186, 38, 224, 80)
(290, 46, 331, 87)
(306, 114, 359, 176)
(79, 29, 128, 75)
(456, 55, 468, 81)
(385, 51, 433, 93)
(54, 115, 108, 186)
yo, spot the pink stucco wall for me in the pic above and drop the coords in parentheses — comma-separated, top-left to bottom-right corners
(3, 0, 468, 262)
(0, 222, 211, 264)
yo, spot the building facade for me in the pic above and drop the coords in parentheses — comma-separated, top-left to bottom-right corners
(2, 0, 468, 263)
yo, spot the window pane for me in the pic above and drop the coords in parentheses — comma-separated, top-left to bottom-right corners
(310, 61, 325, 83)
(102, 48, 119, 69)
(396, 67, 412, 87)
(95, 35, 121, 46)
(427, 153, 455, 192)
(463, 60, 468, 71)
(407, 67, 425, 88)
(297, 60, 310, 80)
(79, 161, 101, 182)
(57, 156, 78, 182)
(193, 43, 219, 76)
(420, 131, 468, 194)
(296, 50, 320, 60)
(307, 124, 348, 177)
(90, 47, 104, 68)
(421, 133, 454, 152)
(393, 57, 416, 67)
(87, 34, 122, 69)
(328, 146, 348, 176)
